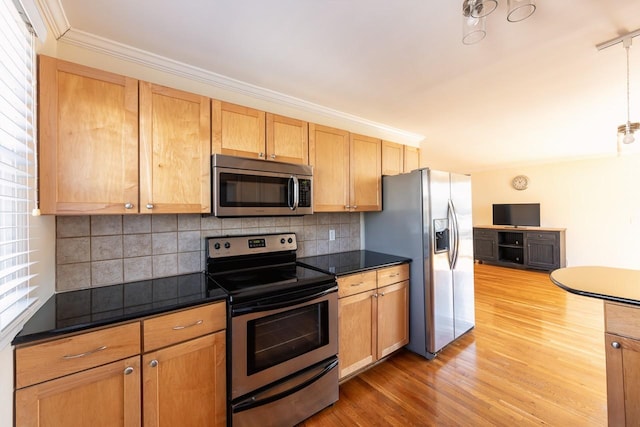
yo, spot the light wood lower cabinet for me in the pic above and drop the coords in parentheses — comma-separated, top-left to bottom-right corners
(15, 355, 141, 427)
(604, 302, 640, 427)
(15, 302, 226, 427)
(143, 332, 226, 427)
(337, 264, 409, 380)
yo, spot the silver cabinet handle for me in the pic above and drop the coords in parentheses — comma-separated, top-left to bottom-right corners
(270, 154, 276, 159)
(259, 152, 264, 158)
(373, 294, 378, 298)
(146, 203, 154, 209)
(124, 366, 134, 375)
(62, 345, 107, 360)
(352, 205, 358, 209)
(149, 359, 159, 368)
(611, 341, 621, 349)
(172, 319, 203, 330)
(379, 292, 385, 297)
(345, 205, 351, 209)
(124, 203, 133, 209)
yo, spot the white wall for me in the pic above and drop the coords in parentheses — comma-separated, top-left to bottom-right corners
(471, 154, 640, 268)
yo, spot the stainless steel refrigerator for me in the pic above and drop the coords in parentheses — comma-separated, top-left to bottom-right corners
(364, 169, 475, 359)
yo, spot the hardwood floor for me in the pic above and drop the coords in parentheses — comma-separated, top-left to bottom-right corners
(300, 263, 607, 426)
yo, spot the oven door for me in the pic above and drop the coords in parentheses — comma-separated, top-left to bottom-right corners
(213, 166, 313, 217)
(231, 288, 337, 400)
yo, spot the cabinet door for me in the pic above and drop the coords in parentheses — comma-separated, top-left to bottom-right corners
(15, 356, 140, 427)
(473, 229, 498, 262)
(212, 100, 266, 159)
(143, 332, 226, 427)
(403, 145, 420, 172)
(350, 133, 381, 212)
(38, 55, 139, 214)
(381, 140, 403, 176)
(309, 124, 350, 212)
(139, 82, 211, 214)
(525, 232, 559, 270)
(605, 333, 640, 427)
(338, 290, 376, 379)
(266, 113, 309, 164)
(377, 281, 409, 359)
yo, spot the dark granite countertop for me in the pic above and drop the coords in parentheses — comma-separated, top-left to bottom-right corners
(13, 272, 227, 346)
(298, 250, 411, 276)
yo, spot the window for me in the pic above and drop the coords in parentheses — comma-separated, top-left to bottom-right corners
(0, 0, 38, 342)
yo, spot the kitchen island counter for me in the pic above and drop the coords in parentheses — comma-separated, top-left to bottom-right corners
(550, 266, 640, 306)
(551, 266, 640, 426)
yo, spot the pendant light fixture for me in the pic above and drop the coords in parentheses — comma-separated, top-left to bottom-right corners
(596, 29, 640, 153)
(462, 0, 536, 45)
(616, 38, 639, 150)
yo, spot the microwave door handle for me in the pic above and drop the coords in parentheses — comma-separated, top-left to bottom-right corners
(290, 176, 299, 210)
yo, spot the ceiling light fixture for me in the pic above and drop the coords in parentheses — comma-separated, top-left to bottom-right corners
(596, 29, 640, 153)
(462, 0, 536, 45)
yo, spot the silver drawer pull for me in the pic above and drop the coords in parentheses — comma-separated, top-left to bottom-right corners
(172, 319, 203, 330)
(389, 273, 399, 277)
(124, 366, 134, 375)
(350, 282, 363, 287)
(62, 345, 107, 359)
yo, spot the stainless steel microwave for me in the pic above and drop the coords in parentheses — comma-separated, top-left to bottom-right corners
(212, 154, 313, 217)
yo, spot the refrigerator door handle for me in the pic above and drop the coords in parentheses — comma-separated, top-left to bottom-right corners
(448, 199, 460, 269)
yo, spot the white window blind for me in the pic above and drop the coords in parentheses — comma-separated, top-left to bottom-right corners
(0, 0, 38, 337)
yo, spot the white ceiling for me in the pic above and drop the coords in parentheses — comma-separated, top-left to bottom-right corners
(41, 0, 640, 172)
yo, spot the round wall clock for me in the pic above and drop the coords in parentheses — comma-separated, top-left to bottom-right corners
(511, 175, 529, 190)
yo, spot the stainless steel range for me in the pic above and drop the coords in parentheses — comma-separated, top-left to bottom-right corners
(206, 233, 338, 427)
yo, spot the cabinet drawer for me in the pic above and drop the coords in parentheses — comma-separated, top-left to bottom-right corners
(15, 322, 140, 389)
(605, 302, 640, 339)
(474, 228, 496, 238)
(338, 271, 377, 298)
(526, 232, 557, 241)
(377, 264, 410, 288)
(143, 302, 226, 352)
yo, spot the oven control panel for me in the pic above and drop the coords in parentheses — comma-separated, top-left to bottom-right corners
(207, 233, 297, 258)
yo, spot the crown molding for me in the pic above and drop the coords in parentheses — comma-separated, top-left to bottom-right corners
(35, 0, 69, 39)
(56, 27, 424, 145)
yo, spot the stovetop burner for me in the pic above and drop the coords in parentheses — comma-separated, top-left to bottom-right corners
(205, 233, 336, 304)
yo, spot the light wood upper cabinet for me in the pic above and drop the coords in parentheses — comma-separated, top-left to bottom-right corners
(403, 145, 420, 172)
(139, 82, 211, 214)
(38, 55, 139, 215)
(309, 124, 350, 211)
(310, 125, 381, 212)
(212, 100, 266, 159)
(212, 103, 309, 164)
(266, 113, 309, 164)
(350, 133, 381, 212)
(381, 140, 404, 176)
(38, 56, 211, 215)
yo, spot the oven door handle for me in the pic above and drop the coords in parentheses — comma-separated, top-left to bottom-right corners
(232, 286, 337, 316)
(233, 357, 338, 413)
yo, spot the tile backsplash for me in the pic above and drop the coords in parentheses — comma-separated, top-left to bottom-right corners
(56, 213, 361, 292)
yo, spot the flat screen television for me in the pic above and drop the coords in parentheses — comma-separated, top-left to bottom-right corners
(492, 203, 540, 227)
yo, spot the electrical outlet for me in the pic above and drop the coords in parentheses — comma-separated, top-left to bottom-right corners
(329, 229, 336, 241)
